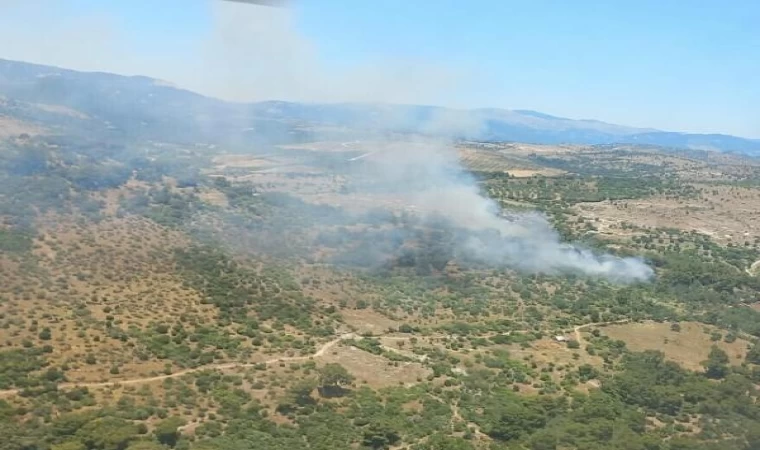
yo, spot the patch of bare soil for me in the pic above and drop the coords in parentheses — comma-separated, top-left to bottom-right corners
(320, 343, 430, 388)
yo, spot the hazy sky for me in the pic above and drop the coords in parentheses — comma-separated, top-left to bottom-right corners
(0, 0, 758, 138)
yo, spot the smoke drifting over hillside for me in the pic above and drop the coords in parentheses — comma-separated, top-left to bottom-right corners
(354, 141, 653, 283)
(205, 2, 653, 283)
(0, 1, 654, 283)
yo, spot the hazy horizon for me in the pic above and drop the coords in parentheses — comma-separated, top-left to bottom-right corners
(1, 0, 758, 139)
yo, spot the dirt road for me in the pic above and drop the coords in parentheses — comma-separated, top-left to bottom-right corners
(0, 334, 353, 398)
(1, 320, 633, 398)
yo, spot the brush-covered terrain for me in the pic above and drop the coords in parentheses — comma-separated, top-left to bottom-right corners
(3, 64, 760, 450)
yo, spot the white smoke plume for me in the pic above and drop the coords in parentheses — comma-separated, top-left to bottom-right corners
(361, 140, 653, 283)
(0, 0, 654, 283)
(196, 1, 655, 283)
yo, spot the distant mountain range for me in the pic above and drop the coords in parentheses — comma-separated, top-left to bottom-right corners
(1, 58, 759, 154)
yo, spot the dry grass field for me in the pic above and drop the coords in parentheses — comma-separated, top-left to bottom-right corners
(574, 185, 760, 244)
(341, 309, 402, 335)
(507, 337, 603, 368)
(601, 321, 749, 371)
(320, 343, 430, 388)
(458, 147, 564, 177)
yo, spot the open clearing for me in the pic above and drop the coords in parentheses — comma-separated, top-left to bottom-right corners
(601, 321, 749, 371)
(341, 309, 401, 335)
(575, 186, 760, 244)
(508, 337, 603, 368)
(458, 146, 564, 177)
(320, 343, 430, 388)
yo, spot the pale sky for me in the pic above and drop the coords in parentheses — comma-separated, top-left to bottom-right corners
(0, 0, 758, 138)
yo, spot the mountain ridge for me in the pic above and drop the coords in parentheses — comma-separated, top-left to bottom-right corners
(1, 58, 758, 154)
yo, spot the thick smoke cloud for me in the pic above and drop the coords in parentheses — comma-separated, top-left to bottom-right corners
(0, 0, 654, 283)
(200, 1, 654, 284)
(357, 140, 654, 283)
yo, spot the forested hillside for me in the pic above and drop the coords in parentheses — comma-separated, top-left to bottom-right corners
(2, 61, 760, 450)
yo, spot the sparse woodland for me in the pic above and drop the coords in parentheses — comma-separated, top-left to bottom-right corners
(2, 134, 760, 450)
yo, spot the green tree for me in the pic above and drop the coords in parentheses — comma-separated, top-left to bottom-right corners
(745, 423, 760, 450)
(51, 411, 100, 439)
(485, 402, 546, 441)
(51, 441, 87, 450)
(39, 327, 52, 341)
(703, 345, 729, 379)
(276, 379, 317, 415)
(76, 417, 140, 450)
(362, 421, 400, 449)
(126, 442, 167, 450)
(288, 379, 317, 406)
(411, 434, 475, 450)
(746, 344, 760, 365)
(317, 363, 355, 397)
(155, 416, 186, 447)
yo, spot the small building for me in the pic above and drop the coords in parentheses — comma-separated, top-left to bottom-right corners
(554, 335, 568, 343)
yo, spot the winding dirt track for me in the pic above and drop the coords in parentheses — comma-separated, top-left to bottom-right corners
(1, 320, 635, 399)
(0, 334, 353, 398)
